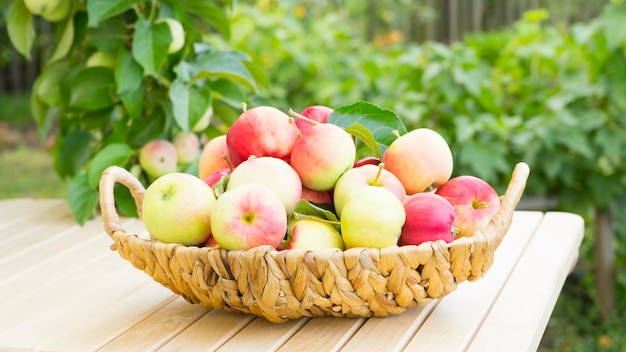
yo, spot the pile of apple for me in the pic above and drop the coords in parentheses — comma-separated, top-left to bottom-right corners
(139, 105, 501, 251)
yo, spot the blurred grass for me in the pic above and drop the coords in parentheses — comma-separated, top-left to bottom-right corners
(0, 93, 66, 200)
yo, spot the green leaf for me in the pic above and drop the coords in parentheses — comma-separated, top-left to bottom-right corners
(184, 0, 230, 39)
(343, 123, 381, 159)
(209, 78, 244, 107)
(169, 79, 212, 131)
(126, 109, 166, 148)
(49, 17, 75, 63)
(87, 0, 142, 27)
(119, 87, 145, 120)
(67, 172, 100, 225)
(69, 67, 116, 110)
(329, 101, 407, 154)
(58, 130, 93, 178)
(35, 60, 73, 107)
(85, 15, 128, 53)
(113, 183, 139, 218)
(87, 143, 135, 189)
(132, 18, 171, 77)
(292, 200, 339, 223)
(6, 0, 35, 60)
(115, 49, 144, 94)
(193, 50, 257, 90)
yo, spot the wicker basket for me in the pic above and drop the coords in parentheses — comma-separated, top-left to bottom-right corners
(99, 162, 530, 323)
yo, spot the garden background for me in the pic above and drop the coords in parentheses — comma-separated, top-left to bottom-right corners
(1, 0, 624, 350)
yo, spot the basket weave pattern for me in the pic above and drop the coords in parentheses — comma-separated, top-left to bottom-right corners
(99, 163, 530, 323)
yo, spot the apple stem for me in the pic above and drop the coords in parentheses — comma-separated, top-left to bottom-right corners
(373, 162, 385, 184)
(289, 117, 304, 138)
(391, 129, 401, 139)
(288, 108, 320, 126)
(241, 102, 247, 112)
(221, 154, 234, 171)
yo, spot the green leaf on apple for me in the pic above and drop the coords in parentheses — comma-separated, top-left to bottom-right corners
(48, 17, 75, 63)
(292, 200, 339, 223)
(115, 49, 144, 94)
(67, 172, 100, 225)
(329, 101, 407, 156)
(343, 123, 381, 159)
(87, 143, 135, 189)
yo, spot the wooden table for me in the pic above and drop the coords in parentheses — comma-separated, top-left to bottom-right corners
(0, 198, 584, 352)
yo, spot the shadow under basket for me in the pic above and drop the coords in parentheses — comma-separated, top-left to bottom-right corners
(99, 162, 530, 323)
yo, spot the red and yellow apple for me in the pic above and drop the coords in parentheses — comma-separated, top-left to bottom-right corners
(210, 183, 287, 250)
(173, 131, 200, 166)
(142, 172, 215, 246)
(226, 156, 302, 213)
(139, 139, 178, 180)
(290, 123, 356, 191)
(226, 106, 299, 167)
(294, 105, 333, 135)
(382, 128, 453, 194)
(198, 135, 231, 181)
(435, 175, 500, 237)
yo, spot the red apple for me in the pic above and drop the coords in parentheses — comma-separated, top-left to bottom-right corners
(435, 175, 500, 237)
(353, 156, 381, 168)
(294, 105, 333, 135)
(399, 192, 457, 246)
(287, 218, 344, 250)
(226, 156, 302, 213)
(382, 128, 453, 194)
(300, 186, 333, 205)
(210, 183, 287, 250)
(142, 172, 215, 246)
(139, 139, 178, 181)
(289, 123, 356, 191)
(333, 163, 406, 217)
(198, 135, 231, 181)
(226, 106, 299, 167)
(203, 168, 231, 188)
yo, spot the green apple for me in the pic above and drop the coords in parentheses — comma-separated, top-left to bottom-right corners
(142, 172, 216, 246)
(340, 186, 406, 249)
(287, 218, 344, 250)
(333, 163, 406, 217)
(86, 51, 116, 69)
(25, 0, 71, 22)
(157, 18, 185, 54)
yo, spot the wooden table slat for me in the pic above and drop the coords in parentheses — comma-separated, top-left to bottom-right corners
(0, 199, 65, 231)
(466, 212, 585, 352)
(402, 211, 544, 351)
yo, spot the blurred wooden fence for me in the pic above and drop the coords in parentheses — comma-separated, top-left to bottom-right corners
(0, 0, 610, 94)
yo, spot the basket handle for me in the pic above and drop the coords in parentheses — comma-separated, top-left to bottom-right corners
(488, 162, 531, 244)
(99, 166, 146, 237)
